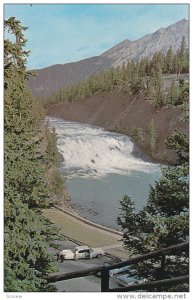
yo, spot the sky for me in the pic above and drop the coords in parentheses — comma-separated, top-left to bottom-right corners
(4, 3, 189, 70)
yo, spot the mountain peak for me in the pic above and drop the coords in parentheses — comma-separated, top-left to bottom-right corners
(175, 18, 188, 23)
(28, 19, 189, 96)
(101, 39, 131, 57)
(100, 18, 189, 66)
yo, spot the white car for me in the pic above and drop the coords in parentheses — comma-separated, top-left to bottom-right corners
(57, 245, 105, 261)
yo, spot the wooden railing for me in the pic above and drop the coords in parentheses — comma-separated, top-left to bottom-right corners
(47, 241, 189, 292)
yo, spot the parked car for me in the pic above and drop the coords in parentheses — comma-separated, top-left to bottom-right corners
(115, 273, 148, 288)
(57, 245, 105, 261)
(109, 265, 130, 277)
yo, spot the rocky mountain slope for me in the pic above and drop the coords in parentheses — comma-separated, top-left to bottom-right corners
(101, 19, 189, 66)
(28, 56, 112, 97)
(28, 19, 188, 97)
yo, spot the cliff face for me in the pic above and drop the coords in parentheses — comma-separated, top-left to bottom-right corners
(46, 89, 188, 163)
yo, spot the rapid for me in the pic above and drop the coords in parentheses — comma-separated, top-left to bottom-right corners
(47, 117, 161, 229)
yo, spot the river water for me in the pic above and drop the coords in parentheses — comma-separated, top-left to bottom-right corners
(47, 117, 161, 230)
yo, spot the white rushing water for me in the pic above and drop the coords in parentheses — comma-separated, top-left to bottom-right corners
(47, 117, 161, 229)
(47, 117, 159, 178)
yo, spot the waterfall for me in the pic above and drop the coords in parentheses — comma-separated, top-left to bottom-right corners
(47, 117, 159, 178)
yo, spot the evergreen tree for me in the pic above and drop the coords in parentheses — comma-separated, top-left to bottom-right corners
(4, 17, 57, 292)
(131, 127, 144, 145)
(130, 71, 144, 95)
(178, 36, 188, 74)
(178, 78, 189, 105)
(165, 47, 174, 74)
(173, 52, 180, 75)
(184, 47, 189, 73)
(138, 57, 148, 77)
(166, 80, 180, 106)
(146, 67, 165, 108)
(117, 130, 189, 291)
(147, 119, 157, 154)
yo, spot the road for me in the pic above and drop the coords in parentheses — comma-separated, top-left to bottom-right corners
(44, 207, 128, 259)
(49, 239, 122, 292)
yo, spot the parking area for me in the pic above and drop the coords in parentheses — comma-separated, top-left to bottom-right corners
(49, 239, 122, 292)
(45, 206, 131, 292)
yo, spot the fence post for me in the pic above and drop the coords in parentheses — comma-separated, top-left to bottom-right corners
(101, 267, 109, 292)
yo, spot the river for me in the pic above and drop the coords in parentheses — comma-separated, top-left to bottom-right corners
(47, 117, 161, 230)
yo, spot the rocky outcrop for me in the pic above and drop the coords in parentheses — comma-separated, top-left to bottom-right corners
(101, 19, 189, 66)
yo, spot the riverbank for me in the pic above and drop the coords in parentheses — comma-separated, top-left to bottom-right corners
(43, 206, 129, 259)
(47, 88, 188, 163)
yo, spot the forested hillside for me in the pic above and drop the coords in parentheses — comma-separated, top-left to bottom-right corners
(45, 39, 189, 163)
(43, 38, 188, 106)
(4, 18, 64, 292)
(28, 18, 188, 97)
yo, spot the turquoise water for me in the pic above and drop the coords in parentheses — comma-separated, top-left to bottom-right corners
(47, 117, 161, 230)
(66, 171, 161, 230)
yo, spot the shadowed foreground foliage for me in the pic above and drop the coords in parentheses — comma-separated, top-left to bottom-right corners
(4, 17, 59, 292)
(117, 130, 189, 292)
